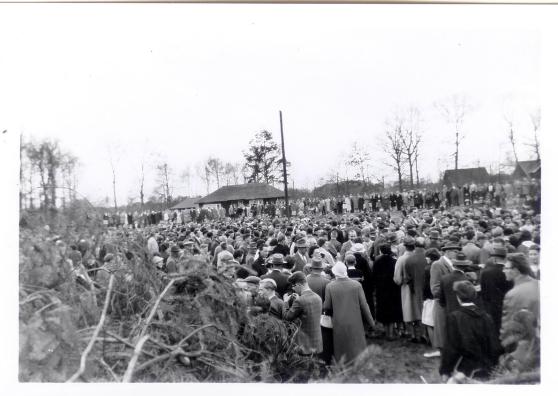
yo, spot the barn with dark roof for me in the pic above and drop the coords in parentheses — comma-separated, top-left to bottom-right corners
(442, 167, 490, 187)
(197, 183, 284, 206)
(511, 160, 541, 180)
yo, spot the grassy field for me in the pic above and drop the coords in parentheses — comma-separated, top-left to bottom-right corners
(365, 336, 442, 384)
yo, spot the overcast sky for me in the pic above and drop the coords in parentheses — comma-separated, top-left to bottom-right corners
(0, 4, 551, 205)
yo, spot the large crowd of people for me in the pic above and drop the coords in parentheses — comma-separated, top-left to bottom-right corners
(66, 179, 541, 381)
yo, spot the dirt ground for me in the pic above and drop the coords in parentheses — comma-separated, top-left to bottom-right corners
(365, 335, 442, 384)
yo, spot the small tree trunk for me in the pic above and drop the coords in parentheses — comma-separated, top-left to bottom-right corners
(455, 130, 459, 170)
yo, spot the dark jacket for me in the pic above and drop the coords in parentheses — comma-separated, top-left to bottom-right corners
(272, 244, 290, 257)
(262, 270, 290, 298)
(251, 256, 268, 277)
(440, 304, 502, 377)
(439, 270, 469, 314)
(479, 262, 513, 331)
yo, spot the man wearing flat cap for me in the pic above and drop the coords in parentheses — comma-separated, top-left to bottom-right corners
(427, 241, 461, 356)
(293, 238, 309, 272)
(261, 253, 290, 298)
(258, 278, 283, 319)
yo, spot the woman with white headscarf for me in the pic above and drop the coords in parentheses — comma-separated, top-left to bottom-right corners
(323, 262, 376, 364)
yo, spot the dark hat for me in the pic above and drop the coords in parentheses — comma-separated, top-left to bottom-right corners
(403, 236, 416, 247)
(429, 230, 440, 240)
(296, 238, 307, 248)
(310, 255, 323, 269)
(170, 245, 180, 253)
(441, 243, 462, 251)
(244, 276, 261, 285)
(388, 233, 398, 243)
(287, 271, 306, 285)
(268, 253, 287, 266)
(453, 252, 472, 267)
(491, 246, 508, 258)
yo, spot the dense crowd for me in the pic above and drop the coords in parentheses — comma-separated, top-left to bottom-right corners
(64, 180, 540, 382)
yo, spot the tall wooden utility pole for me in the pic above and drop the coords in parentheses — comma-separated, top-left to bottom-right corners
(279, 111, 290, 218)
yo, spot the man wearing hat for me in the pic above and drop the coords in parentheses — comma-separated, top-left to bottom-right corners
(426, 230, 442, 250)
(306, 254, 330, 302)
(258, 278, 283, 319)
(340, 229, 359, 261)
(261, 253, 290, 298)
(283, 271, 323, 355)
(166, 244, 182, 273)
(440, 280, 501, 381)
(293, 238, 309, 272)
(479, 246, 513, 332)
(426, 241, 461, 357)
(394, 237, 422, 341)
(439, 246, 477, 314)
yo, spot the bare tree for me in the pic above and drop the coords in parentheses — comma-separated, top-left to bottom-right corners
(503, 113, 519, 165)
(196, 161, 212, 195)
(526, 107, 541, 161)
(384, 114, 406, 192)
(400, 106, 422, 187)
(139, 160, 146, 211)
(60, 153, 78, 208)
(206, 157, 225, 188)
(434, 93, 474, 169)
(23, 137, 77, 211)
(223, 162, 243, 185)
(155, 162, 173, 206)
(179, 166, 192, 196)
(107, 144, 119, 211)
(346, 141, 371, 184)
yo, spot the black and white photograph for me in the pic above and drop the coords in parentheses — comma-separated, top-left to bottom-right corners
(1, 2, 557, 390)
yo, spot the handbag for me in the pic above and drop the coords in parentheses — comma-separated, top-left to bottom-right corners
(422, 299, 435, 327)
(320, 314, 333, 328)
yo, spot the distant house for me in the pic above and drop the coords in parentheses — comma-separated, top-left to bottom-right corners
(442, 167, 490, 187)
(511, 160, 541, 180)
(197, 183, 284, 208)
(170, 197, 200, 211)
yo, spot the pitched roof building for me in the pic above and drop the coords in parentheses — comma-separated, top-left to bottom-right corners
(197, 183, 284, 205)
(170, 197, 200, 210)
(511, 160, 541, 179)
(442, 167, 490, 187)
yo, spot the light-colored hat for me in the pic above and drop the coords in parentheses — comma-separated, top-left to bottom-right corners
(350, 243, 365, 254)
(332, 262, 348, 278)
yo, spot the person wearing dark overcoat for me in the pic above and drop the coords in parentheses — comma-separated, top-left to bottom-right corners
(371, 244, 403, 339)
(324, 262, 375, 364)
(479, 247, 513, 332)
(440, 281, 502, 381)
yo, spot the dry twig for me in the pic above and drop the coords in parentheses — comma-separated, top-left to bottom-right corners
(66, 274, 115, 383)
(139, 279, 175, 338)
(122, 334, 150, 382)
